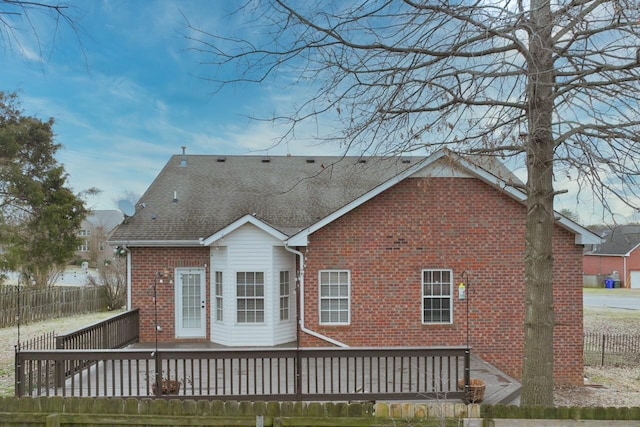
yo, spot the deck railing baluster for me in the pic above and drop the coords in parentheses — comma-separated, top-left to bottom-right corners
(16, 347, 469, 401)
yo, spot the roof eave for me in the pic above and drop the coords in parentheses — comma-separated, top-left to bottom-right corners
(289, 151, 459, 247)
(108, 239, 202, 247)
(555, 217, 602, 245)
(584, 253, 626, 257)
(202, 214, 288, 246)
(288, 150, 601, 248)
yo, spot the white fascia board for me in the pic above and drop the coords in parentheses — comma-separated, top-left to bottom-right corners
(108, 240, 201, 247)
(453, 154, 602, 246)
(556, 217, 602, 245)
(288, 149, 600, 248)
(449, 154, 527, 202)
(625, 243, 640, 257)
(287, 150, 449, 246)
(201, 214, 288, 246)
(585, 253, 624, 257)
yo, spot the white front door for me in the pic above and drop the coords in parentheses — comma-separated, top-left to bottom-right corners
(175, 268, 206, 338)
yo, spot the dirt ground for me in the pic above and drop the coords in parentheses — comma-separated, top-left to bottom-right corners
(1, 307, 639, 407)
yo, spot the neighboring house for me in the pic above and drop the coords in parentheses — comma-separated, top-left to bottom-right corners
(110, 149, 599, 386)
(76, 210, 124, 266)
(583, 225, 640, 288)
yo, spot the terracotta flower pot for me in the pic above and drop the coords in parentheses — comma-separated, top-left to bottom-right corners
(152, 379, 181, 395)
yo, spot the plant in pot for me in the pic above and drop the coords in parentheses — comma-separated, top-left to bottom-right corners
(147, 371, 190, 395)
(152, 376, 182, 395)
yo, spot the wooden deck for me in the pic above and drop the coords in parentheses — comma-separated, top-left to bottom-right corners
(17, 346, 471, 401)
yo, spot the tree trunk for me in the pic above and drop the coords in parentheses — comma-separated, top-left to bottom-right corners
(521, 0, 556, 406)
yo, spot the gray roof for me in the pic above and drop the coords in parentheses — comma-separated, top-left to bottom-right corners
(110, 155, 421, 242)
(84, 210, 124, 234)
(109, 152, 600, 246)
(587, 225, 640, 255)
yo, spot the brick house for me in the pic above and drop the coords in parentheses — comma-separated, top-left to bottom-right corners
(109, 149, 599, 385)
(76, 210, 124, 266)
(583, 225, 640, 288)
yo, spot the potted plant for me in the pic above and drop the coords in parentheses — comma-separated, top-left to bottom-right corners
(152, 377, 182, 395)
(147, 370, 190, 395)
(457, 378, 486, 403)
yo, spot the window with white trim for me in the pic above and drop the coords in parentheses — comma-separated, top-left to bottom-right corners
(215, 271, 223, 322)
(422, 269, 453, 324)
(319, 270, 350, 325)
(77, 229, 90, 252)
(236, 272, 264, 323)
(279, 271, 290, 321)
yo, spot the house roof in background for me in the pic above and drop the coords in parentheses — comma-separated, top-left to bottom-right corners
(586, 225, 640, 256)
(84, 210, 124, 234)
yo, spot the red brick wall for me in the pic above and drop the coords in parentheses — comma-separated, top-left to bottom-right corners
(129, 247, 209, 343)
(583, 254, 624, 279)
(300, 177, 584, 385)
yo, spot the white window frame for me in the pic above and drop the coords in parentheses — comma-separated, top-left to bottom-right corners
(215, 271, 223, 323)
(279, 270, 290, 321)
(421, 269, 453, 324)
(236, 271, 265, 324)
(319, 270, 351, 325)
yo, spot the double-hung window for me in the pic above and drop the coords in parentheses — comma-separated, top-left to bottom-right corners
(279, 271, 290, 321)
(215, 271, 223, 322)
(236, 272, 264, 323)
(319, 270, 350, 325)
(422, 269, 453, 324)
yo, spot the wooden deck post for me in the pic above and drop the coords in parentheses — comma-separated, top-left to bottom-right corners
(14, 346, 24, 397)
(54, 336, 65, 388)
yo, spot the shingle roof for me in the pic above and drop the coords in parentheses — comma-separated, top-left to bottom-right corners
(110, 155, 421, 242)
(587, 225, 640, 255)
(84, 210, 124, 234)
(109, 152, 601, 246)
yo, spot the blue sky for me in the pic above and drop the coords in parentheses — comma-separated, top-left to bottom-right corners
(2, 1, 635, 224)
(3, 0, 332, 211)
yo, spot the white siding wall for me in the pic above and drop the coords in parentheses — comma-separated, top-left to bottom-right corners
(210, 247, 229, 345)
(272, 246, 297, 344)
(208, 223, 296, 346)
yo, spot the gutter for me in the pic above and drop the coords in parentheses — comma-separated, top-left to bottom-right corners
(109, 239, 201, 247)
(126, 247, 132, 310)
(284, 244, 348, 348)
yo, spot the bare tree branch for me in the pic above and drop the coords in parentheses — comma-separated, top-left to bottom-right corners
(185, 0, 640, 405)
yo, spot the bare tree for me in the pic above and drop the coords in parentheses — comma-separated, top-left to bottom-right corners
(186, 0, 640, 405)
(85, 257, 126, 311)
(0, 0, 83, 62)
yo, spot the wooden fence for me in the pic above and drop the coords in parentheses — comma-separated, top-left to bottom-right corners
(584, 332, 640, 366)
(0, 285, 108, 327)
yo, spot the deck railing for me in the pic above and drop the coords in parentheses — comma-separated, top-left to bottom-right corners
(14, 309, 140, 390)
(16, 346, 470, 402)
(55, 309, 140, 350)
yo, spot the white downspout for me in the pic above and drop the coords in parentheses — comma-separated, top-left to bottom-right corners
(284, 244, 348, 348)
(126, 246, 132, 310)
